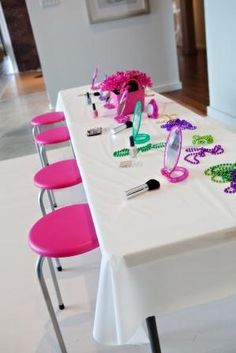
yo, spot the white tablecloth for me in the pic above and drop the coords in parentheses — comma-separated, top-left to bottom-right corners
(57, 86, 236, 345)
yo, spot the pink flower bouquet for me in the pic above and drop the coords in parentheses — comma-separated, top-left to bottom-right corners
(100, 70, 152, 115)
(100, 70, 152, 93)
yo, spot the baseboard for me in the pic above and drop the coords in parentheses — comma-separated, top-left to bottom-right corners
(153, 81, 182, 93)
(207, 106, 236, 130)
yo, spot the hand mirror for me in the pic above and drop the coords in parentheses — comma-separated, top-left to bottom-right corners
(132, 101, 150, 144)
(147, 99, 159, 119)
(91, 67, 100, 90)
(114, 89, 130, 123)
(117, 89, 128, 116)
(161, 126, 188, 183)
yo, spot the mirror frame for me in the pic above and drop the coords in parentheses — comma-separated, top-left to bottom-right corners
(161, 126, 189, 183)
(147, 99, 159, 119)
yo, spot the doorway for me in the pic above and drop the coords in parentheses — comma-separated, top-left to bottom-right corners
(0, 0, 46, 101)
(164, 0, 209, 116)
(0, 2, 18, 76)
(0, 0, 48, 161)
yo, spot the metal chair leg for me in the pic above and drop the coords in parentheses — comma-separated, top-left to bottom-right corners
(38, 189, 63, 273)
(70, 140, 76, 160)
(47, 190, 57, 210)
(38, 187, 56, 219)
(40, 144, 49, 166)
(47, 258, 64, 310)
(33, 127, 57, 208)
(38, 188, 47, 216)
(38, 147, 58, 208)
(146, 316, 162, 353)
(36, 256, 67, 353)
(55, 258, 62, 272)
(49, 189, 57, 208)
(32, 126, 44, 167)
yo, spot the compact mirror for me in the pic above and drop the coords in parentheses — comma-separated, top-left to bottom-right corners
(114, 89, 130, 123)
(117, 89, 128, 116)
(132, 101, 150, 144)
(147, 99, 159, 119)
(161, 126, 188, 183)
(91, 67, 100, 90)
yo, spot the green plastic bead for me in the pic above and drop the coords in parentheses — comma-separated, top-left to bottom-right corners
(204, 162, 236, 183)
(192, 134, 214, 146)
(113, 142, 166, 158)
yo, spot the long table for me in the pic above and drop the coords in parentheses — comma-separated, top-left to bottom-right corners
(57, 86, 236, 350)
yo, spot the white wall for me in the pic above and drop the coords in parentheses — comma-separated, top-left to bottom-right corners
(205, 0, 236, 128)
(26, 0, 181, 107)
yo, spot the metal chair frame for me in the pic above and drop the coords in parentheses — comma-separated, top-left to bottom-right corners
(36, 256, 67, 353)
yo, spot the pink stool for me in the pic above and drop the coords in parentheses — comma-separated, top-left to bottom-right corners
(29, 204, 99, 353)
(31, 111, 66, 167)
(34, 158, 82, 213)
(34, 126, 70, 167)
(34, 125, 71, 210)
(31, 111, 65, 127)
(34, 159, 82, 271)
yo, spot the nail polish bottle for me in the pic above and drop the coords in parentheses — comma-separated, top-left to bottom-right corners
(92, 103, 98, 118)
(129, 135, 137, 158)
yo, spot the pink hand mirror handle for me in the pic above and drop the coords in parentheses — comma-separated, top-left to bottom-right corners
(91, 67, 100, 90)
(114, 89, 130, 123)
(147, 99, 159, 119)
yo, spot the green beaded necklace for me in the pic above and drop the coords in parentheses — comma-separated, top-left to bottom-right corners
(192, 134, 214, 146)
(113, 142, 165, 158)
(204, 163, 236, 183)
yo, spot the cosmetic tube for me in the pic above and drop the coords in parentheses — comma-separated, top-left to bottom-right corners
(92, 103, 98, 118)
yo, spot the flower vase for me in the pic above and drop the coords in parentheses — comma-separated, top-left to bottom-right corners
(110, 85, 145, 115)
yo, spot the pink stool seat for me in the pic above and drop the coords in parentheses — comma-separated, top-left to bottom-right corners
(35, 126, 70, 145)
(31, 112, 65, 126)
(29, 204, 99, 258)
(34, 159, 82, 190)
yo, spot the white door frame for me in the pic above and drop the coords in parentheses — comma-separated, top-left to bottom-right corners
(0, 1, 18, 74)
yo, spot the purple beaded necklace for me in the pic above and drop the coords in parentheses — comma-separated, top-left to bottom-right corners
(160, 118, 197, 131)
(224, 170, 236, 194)
(184, 144, 224, 164)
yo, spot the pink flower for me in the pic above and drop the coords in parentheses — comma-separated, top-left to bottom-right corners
(100, 70, 152, 92)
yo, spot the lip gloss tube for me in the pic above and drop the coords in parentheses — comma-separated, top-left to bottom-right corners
(92, 103, 98, 118)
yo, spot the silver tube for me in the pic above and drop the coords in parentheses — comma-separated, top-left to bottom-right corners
(111, 124, 127, 134)
(125, 184, 149, 199)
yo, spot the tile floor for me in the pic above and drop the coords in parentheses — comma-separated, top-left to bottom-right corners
(0, 65, 47, 161)
(0, 91, 51, 160)
(1, 147, 236, 353)
(0, 88, 68, 162)
(0, 70, 45, 101)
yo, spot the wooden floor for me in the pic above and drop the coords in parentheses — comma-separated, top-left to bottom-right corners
(0, 56, 45, 101)
(163, 48, 209, 116)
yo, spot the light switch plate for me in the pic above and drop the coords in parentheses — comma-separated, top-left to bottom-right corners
(39, 0, 61, 8)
